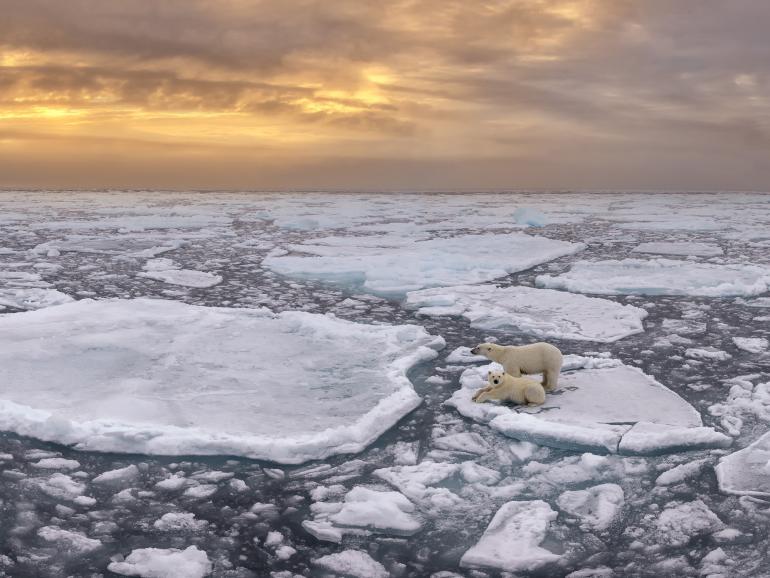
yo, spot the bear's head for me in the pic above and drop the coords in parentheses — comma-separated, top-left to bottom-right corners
(487, 370, 505, 386)
(471, 342, 499, 357)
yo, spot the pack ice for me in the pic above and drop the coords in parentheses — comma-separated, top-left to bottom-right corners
(537, 258, 770, 297)
(448, 357, 731, 454)
(405, 285, 647, 342)
(264, 233, 583, 296)
(0, 298, 444, 463)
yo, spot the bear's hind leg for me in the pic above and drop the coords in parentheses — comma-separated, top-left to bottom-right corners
(524, 384, 546, 406)
(542, 370, 558, 392)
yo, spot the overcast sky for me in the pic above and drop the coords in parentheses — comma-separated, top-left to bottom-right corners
(2, 0, 769, 190)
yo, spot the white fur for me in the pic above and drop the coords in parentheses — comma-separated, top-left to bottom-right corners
(472, 370, 546, 405)
(471, 342, 563, 391)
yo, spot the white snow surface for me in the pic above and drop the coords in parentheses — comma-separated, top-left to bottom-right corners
(716, 431, 770, 497)
(537, 258, 770, 297)
(406, 284, 647, 342)
(264, 233, 584, 296)
(0, 298, 443, 463)
(448, 357, 730, 454)
(631, 241, 723, 257)
(107, 546, 212, 578)
(460, 500, 560, 572)
(138, 258, 222, 288)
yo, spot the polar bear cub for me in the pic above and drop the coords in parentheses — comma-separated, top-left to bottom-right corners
(473, 370, 546, 406)
(470, 341, 563, 391)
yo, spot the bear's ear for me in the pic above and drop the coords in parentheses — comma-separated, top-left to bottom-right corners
(487, 370, 492, 376)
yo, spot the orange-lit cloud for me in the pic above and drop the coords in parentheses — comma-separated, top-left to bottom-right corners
(2, 0, 770, 190)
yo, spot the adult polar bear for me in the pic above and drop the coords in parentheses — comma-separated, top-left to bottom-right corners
(470, 342, 563, 391)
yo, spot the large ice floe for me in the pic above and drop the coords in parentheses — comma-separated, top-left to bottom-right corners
(448, 356, 731, 454)
(0, 298, 443, 462)
(537, 258, 770, 297)
(716, 431, 770, 498)
(405, 284, 647, 342)
(460, 500, 560, 573)
(264, 233, 584, 296)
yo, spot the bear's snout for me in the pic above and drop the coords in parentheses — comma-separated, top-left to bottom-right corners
(470, 346, 479, 354)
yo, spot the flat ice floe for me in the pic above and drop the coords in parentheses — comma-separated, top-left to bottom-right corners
(264, 233, 584, 296)
(537, 259, 770, 297)
(631, 241, 723, 257)
(0, 298, 443, 463)
(460, 500, 560, 573)
(716, 431, 770, 497)
(406, 284, 647, 342)
(0, 270, 73, 310)
(31, 234, 185, 258)
(448, 356, 730, 454)
(138, 258, 222, 288)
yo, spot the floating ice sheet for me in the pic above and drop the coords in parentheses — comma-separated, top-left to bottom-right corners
(406, 284, 647, 342)
(716, 431, 770, 498)
(448, 357, 729, 454)
(0, 299, 443, 463)
(537, 258, 770, 297)
(265, 233, 584, 296)
(460, 500, 560, 573)
(138, 258, 222, 288)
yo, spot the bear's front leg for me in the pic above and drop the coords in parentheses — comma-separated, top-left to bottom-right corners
(472, 386, 492, 402)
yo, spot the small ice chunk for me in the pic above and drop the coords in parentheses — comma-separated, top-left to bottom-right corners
(654, 500, 724, 546)
(732, 337, 768, 354)
(138, 258, 222, 288)
(93, 465, 140, 486)
(153, 512, 208, 532)
(460, 462, 501, 485)
(107, 546, 212, 578)
(685, 347, 732, 361)
(433, 432, 490, 455)
(655, 458, 709, 486)
(31, 458, 81, 470)
(313, 550, 388, 578)
(301, 520, 343, 543)
(183, 484, 217, 499)
(322, 486, 421, 535)
(556, 484, 624, 530)
(29, 473, 87, 501)
(513, 207, 547, 227)
(264, 531, 284, 547)
(460, 500, 560, 572)
(716, 430, 770, 497)
(37, 526, 101, 554)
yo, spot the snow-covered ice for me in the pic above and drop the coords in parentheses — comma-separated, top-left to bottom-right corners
(732, 337, 768, 353)
(313, 550, 388, 578)
(37, 526, 101, 554)
(460, 500, 560, 572)
(654, 500, 725, 547)
(138, 258, 222, 288)
(307, 486, 421, 538)
(0, 298, 443, 462)
(107, 546, 212, 578)
(716, 431, 770, 497)
(406, 284, 647, 342)
(631, 241, 724, 257)
(557, 483, 624, 531)
(448, 358, 730, 454)
(537, 258, 770, 297)
(265, 233, 583, 296)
